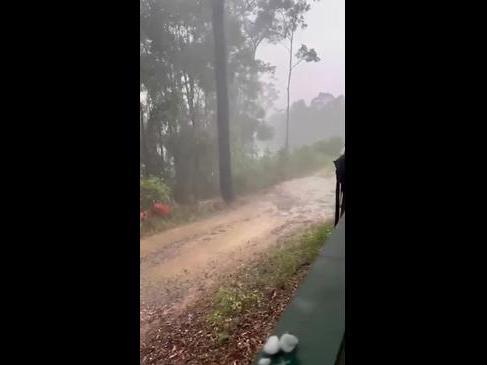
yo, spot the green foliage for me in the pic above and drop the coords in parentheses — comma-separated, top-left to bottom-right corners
(314, 136, 344, 158)
(295, 44, 320, 63)
(209, 286, 264, 329)
(232, 138, 338, 195)
(256, 122, 274, 141)
(140, 177, 171, 210)
(261, 223, 333, 289)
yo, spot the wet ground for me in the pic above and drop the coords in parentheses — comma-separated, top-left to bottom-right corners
(140, 171, 336, 344)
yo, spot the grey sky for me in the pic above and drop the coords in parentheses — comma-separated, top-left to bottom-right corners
(256, 0, 344, 111)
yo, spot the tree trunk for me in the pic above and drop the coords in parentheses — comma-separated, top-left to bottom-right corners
(140, 102, 148, 175)
(145, 108, 162, 177)
(212, 0, 234, 203)
(173, 129, 195, 205)
(158, 127, 167, 180)
(285, 32, 294, 153)
(184, 73, 200, 202)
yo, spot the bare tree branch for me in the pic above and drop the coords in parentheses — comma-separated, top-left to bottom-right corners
(280, 42, 290, 52)
(292, 59, 304, 69)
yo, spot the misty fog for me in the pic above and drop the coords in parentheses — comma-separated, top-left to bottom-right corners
(140, 1, 345, 362)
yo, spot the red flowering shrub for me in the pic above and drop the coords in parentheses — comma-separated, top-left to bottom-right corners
(151, 203, 172, 217)
(140, 211, 149, 221)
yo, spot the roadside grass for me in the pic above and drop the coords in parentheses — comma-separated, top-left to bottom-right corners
(207, 222, 334, 339)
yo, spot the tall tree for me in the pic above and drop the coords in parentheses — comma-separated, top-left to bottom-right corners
(140, 102, 148, 175)
(276, 0, 320, 152)
(212, 0, 234, 203)
(140, 0, 283, 202)
(285, 42, 320, 151)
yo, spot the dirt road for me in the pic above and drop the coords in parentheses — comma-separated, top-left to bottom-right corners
(140, 171, 336, 343)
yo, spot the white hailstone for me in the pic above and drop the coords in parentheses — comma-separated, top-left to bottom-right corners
(279, 333, 299, 353)
(258, 358, 271, 365)
(263, 335, 280, 355)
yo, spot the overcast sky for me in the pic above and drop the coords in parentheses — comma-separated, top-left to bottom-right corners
(256, 0, 344, 111)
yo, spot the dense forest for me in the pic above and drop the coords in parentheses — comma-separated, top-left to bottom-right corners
(140, 0, 344, 210)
